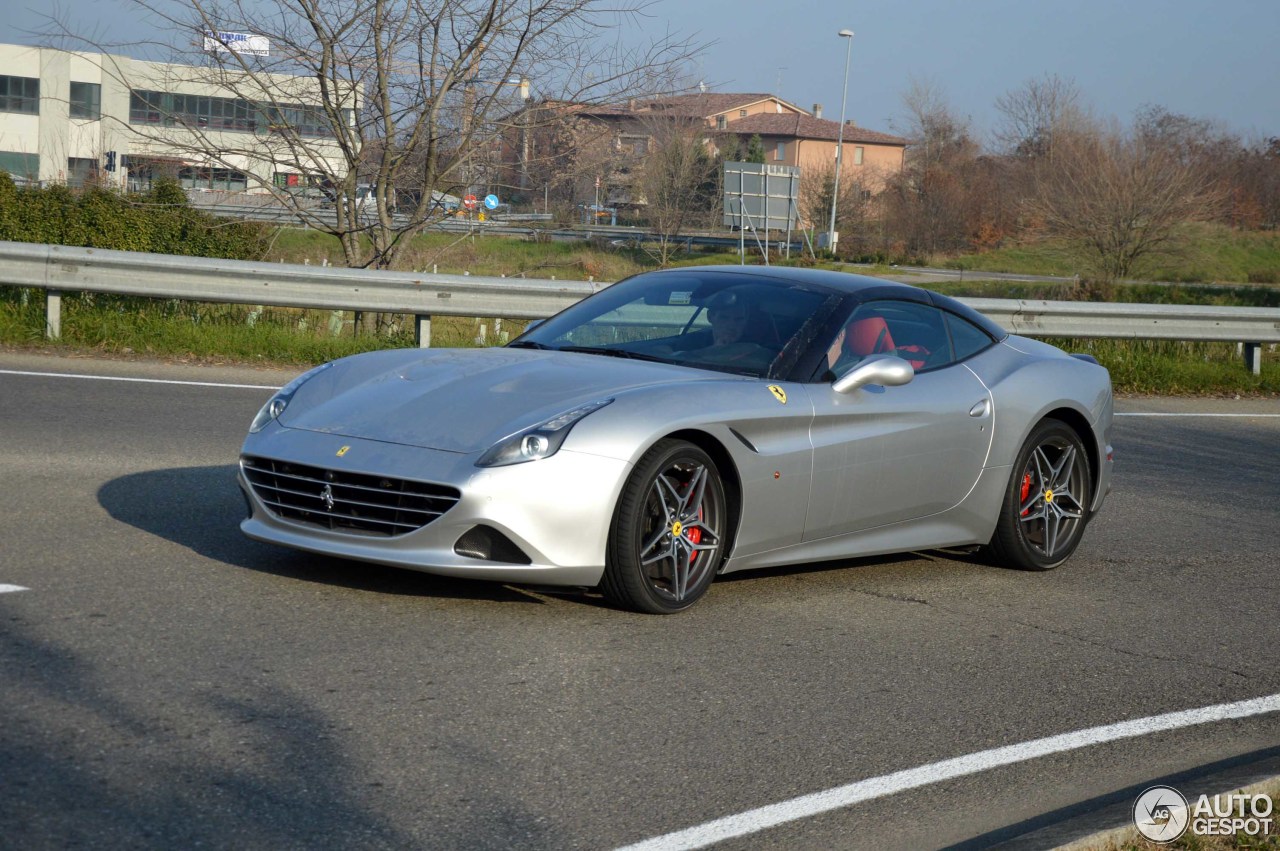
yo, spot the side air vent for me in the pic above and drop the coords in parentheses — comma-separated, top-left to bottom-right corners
(454, 525, 532, 565)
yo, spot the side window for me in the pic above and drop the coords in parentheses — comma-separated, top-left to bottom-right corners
(824, 301, 955, 377)
(944, 312, 996, 362)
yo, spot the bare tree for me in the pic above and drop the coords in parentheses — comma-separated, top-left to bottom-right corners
(51, 0, 697, 275)
(882, 77, 981, 255)
(634, 114, 716, 265)
(1027, 129, 1224, 282)
(992, 73, 1086, 160)
(799, 159, 873, 253)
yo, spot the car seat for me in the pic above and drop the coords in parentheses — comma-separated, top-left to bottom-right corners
(846, 316, 896, 357)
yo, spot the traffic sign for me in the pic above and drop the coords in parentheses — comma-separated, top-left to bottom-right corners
(483, 194, 499, 210)
(463, 194, 478, 210)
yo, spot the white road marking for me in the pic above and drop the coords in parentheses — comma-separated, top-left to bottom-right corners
(0, 584, 30, 594)
(1116, 412, 1280, 417)
(616, 693, 1280, 851)
(0, 368, 279, 390)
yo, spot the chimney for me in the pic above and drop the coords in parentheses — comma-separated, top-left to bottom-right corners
(628, 98, 636, 111)
(813, 103, 823, 120)
(846, 118, 857, 127)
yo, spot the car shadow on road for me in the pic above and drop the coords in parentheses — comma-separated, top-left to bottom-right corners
(96, 464, 549, 606)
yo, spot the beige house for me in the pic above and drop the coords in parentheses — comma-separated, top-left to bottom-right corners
(499, 91, 905, 211)
(720, 110, 906, 194)
(0, 42, 350, 194)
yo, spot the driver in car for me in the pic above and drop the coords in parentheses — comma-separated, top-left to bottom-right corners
(682, 290, 777, 367)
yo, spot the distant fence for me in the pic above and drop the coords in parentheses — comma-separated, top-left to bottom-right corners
(1, 242, 1276, 372)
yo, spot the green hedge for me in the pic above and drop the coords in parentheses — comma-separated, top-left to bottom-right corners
(0, 172, 267, 259)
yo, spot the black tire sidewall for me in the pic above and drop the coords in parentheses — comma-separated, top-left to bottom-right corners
(1000, 419, 1093, 571)
(604, 439, 726, 613)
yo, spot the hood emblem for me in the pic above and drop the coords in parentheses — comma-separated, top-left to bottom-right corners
(336, 445, 351, 457)
(768, 385, 787, 404)
(320, 484, 336, 512)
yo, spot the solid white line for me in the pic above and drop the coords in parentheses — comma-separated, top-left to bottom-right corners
(616, 693, 1280, 851)
(0, 368, 279, 390)
(0, 584, 30, 594)
(1116, 412, 1280, 418)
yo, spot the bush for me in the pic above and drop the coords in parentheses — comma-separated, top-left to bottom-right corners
(0, 171, 268, 260)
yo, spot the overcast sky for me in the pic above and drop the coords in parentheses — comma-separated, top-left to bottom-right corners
(5, 0, 1278, 143)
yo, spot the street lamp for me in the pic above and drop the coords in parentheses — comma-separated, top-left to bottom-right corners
(827, 28, 855, 254)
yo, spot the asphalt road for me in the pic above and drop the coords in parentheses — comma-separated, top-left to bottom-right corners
(1, 352, 1278, 850)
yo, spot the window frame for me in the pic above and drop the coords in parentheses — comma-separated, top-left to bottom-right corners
(0, 75, 40, 115)
(69, 81, 101, 120)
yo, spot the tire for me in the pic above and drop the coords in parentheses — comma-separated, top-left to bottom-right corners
(986, 418, 1093, 571)
(600, 439, 728, 614)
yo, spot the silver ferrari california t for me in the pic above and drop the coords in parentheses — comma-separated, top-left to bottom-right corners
(238, 266, 1113, 613)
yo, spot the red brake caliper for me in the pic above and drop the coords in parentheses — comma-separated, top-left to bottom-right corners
(686, 509, 703, 561)
(1019, 473, 1033, 516)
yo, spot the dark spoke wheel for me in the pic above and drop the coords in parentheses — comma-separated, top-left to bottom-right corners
(986, 419, 1093, 571)
(601, 439, 728, 613)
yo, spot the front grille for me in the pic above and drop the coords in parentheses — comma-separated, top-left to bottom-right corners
(241, 455, 461, 537)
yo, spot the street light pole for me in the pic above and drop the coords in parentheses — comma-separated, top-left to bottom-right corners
(827, 28, 855, 254)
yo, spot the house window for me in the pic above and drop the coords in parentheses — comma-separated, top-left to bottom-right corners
(66, 157, 99, 188)
(70, 82, 101, 120)
(716, 115, 726, 130)
(739, 109, 747, 117)
(854, 146, 864, 165)
(0, 75, 40, 115)
(775, 141, 786, 161)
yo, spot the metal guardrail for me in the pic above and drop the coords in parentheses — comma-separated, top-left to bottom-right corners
(1, 241, 1276, 372)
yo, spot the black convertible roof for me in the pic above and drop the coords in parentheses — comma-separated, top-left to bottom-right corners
(642, 265, 1008, 340)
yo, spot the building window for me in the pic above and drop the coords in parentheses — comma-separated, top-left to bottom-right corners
(66, 157, 99, 188)
(70, 82, 101, 120)
(853, 146, 864, 165)
(0, 151, 39, 181)
(716, 115, 726, 130)
(739, 109, 747, 117)
(129, 90, 340, 137)
(130, 90, 165, 124)
(179, 166, 248, 192)
(775, 141, 786, 161)
(0, 75, 40, 115)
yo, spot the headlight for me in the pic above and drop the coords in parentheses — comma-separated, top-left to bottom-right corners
(477, 399, 613, 467)
(249, 362, 334, 433)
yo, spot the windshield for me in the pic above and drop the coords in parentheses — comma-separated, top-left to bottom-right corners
(511, 270, 837, 378)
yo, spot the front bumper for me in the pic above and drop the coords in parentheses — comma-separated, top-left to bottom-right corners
(238, 424, 631, 586)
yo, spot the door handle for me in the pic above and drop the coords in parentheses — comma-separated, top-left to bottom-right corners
(968, 399, 991, 418)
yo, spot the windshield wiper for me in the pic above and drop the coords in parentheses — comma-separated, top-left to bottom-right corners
(558, 346, 670, 363)
(507, 340, 553, 349)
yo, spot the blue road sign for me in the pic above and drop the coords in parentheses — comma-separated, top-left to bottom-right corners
(484, 194, 500, 210)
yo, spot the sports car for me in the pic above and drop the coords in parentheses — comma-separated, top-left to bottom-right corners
(238, 266, 1113, 613)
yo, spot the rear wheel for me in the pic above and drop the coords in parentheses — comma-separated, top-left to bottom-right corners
(601, 439, 727, 614)
(986, 419, 1092, 571)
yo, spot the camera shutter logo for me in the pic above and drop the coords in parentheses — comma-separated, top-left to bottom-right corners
(1134, 785, 1190, 843)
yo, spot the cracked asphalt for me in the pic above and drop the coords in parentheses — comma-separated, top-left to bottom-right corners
(1, 352, 1277, 850)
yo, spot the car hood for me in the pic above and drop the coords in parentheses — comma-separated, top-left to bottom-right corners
(280, 347, 722, 452)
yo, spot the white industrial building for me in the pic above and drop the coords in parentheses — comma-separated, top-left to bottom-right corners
(0, 42, 351, 194)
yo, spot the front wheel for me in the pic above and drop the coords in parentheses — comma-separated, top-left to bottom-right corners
(986, 419, 1093, 571)
(600, 439, 728, 614)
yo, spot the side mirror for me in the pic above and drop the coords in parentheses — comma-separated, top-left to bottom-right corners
(832, 355, 915, 394)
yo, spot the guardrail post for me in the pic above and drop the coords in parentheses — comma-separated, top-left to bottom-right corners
(45, 289, 62, 339)
(415, 314, 432, 348)
(1243, 342, 1262, 375)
